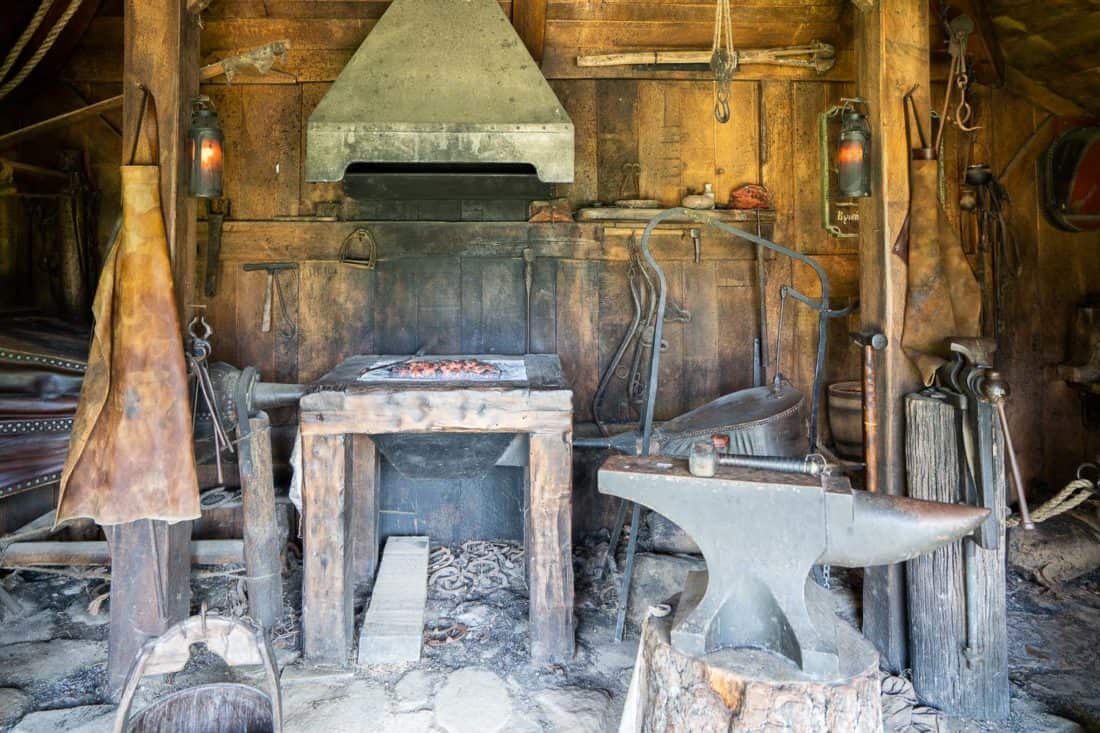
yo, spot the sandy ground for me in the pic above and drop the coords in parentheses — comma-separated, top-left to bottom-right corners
(0, 538, 1094, 732)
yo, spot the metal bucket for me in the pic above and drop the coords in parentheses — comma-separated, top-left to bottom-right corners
(127, 684, 273, 733)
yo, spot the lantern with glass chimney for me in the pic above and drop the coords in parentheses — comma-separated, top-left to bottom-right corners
(189, 96, 224, 198)
(836, 105, 871, 198)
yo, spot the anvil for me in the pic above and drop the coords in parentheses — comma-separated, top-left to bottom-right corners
(598, 455, 989, 678)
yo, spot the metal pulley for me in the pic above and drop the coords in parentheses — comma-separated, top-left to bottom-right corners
(710, 0, 735, 123)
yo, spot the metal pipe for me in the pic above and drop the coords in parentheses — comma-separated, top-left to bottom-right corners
(573, 436, 613, 449)
(852, 331, 887, 492)
(863, 343, 880, 492)
(614, 503, 643, 642)
(716, 453, 828, 475)
(993, 400, 1033, 530)
(252, 382, 310, 410)
(962, 538, 982, 667)
(981, 371, 1034, 530)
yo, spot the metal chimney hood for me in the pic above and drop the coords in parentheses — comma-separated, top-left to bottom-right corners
(305, 0, 574, 183)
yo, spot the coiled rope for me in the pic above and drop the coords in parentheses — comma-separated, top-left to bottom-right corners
(1006, 477, 1096, 528)
(0, 0, 85, 102)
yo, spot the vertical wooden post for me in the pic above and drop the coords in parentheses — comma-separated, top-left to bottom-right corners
(350, 434, 381, 588)
(527, 431, 575, 662)
(106, 0, 200, 701)
(105, 520, 191, 698)
(854, 0, 928, 673)
(240, 411, 284, 629)
(123, 0, 199, 319)
(301, 432, 353, 664)
(512, 0, 548, 64)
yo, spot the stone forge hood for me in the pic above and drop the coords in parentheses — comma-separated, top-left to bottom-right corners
(305, 0, 574, 183)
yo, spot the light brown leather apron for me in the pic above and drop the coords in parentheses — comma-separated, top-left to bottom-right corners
(900, 158, 982, 383)
(56, 164, 199, 525)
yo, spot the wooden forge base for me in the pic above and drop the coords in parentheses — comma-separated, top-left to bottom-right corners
(622, 599, 883, 733)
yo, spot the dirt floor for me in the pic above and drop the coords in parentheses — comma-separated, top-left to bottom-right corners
(0, 537, 1095, 732)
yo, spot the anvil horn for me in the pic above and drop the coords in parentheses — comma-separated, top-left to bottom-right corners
(822, 491, 990, 567)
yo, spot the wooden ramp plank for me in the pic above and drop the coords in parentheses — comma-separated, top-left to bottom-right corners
(356, 536, 429, 665)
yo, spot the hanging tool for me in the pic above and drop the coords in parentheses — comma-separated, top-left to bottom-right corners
(903, 85, 935, 160)
(575, 42, 836, 73)
(981, 372, 1033, 529)
(187, 312, 234, 485)
(524, 247, 536, 353)
(338, 227, 378, 269)
(688, 228, 702, 264)
(962, 164, 1018, 339)
(934, 14, 980, 153)
(203, 198, 230, 297)
(242, 262, 298, 334)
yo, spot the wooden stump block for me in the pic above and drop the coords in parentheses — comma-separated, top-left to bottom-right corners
(905, 393, 1008, 719)
(622, 601, 882, 733)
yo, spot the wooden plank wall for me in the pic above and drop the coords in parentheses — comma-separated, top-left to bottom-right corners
(53, 0, 865, 434)
(43, 0, 1100, 488)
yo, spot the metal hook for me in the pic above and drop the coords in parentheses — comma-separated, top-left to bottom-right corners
(714, 97, 731, 124)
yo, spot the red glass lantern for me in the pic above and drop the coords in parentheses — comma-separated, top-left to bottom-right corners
(837, 109, 871, 198)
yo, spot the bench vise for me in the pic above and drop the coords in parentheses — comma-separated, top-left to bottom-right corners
(598, 454, 988, 678)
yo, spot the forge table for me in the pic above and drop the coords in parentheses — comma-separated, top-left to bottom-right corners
(298, 354, 575, 665)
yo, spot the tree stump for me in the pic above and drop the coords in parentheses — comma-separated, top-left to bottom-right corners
(622, 599, 882, 733)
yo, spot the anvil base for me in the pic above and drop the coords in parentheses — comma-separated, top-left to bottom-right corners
(675, 570, 852, 680)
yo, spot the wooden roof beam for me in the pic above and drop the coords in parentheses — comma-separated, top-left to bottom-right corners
(513, 0, 547, 65)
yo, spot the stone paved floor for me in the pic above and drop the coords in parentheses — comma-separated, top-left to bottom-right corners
(0, 540, 1094, 732)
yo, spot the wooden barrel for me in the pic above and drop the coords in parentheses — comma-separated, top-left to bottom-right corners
(827, 380, 863, 459)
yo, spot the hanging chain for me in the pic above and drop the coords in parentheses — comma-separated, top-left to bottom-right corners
(710, 0, 736, 123)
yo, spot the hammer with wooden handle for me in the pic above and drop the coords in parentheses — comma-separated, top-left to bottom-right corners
(242, 262, 298, 333)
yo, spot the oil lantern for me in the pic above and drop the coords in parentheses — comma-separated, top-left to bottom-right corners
(189, 96, 224, 198)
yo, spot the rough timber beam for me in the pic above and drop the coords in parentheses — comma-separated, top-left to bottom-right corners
(107, 0, 199, 701)
(855, 0, 930, 674)
(123, 0, 199, 319)
(513, 0, 548, 64)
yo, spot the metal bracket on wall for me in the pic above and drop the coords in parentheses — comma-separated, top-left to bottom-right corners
(203, 197, 230, 297)
(819, 101, 864, 239)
